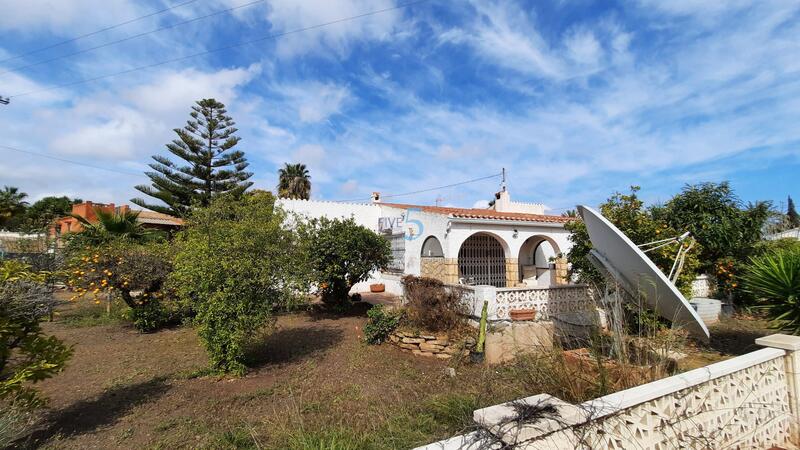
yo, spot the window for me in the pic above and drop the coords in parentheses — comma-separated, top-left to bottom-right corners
(421, 236, 444, 257)
(385, 233, 405, 273)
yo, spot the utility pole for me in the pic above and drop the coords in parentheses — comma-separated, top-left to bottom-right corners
(0, 96, 9, 105)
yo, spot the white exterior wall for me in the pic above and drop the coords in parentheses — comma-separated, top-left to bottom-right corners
(446, 220, 571, 261)
(277, 200, 574, 295)
(276, 199, 380, 229)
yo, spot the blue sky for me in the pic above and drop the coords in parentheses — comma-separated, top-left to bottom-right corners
(0, 0, 798, 212)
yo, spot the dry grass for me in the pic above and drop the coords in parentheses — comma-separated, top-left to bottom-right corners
(9, 296, 773, 449)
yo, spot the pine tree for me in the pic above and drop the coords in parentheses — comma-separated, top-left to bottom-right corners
(132, 99, 253, 216)
(788, 196, 800, 228)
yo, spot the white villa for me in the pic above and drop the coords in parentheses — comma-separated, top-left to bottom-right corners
(279, 188, 574, 296)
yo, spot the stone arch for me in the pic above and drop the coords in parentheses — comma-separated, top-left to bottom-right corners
(517, 235, 561, 286)
(457, 232, 508, 287)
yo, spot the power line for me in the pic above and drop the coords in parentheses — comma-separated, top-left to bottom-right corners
(0, 0, 267, 76)
(334, 172, 503, 203)
(0, 144, 145, 177)
(9, 0, 429, 99)
(0, 0, 201, 65)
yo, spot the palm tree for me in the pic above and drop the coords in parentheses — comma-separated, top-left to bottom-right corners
(70, 208, 156, 245)
(743, 246, 800, 334)
(0, 186, 29, 228)
(277, 163, 311, 200)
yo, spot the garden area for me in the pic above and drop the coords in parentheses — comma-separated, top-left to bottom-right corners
(2, 287, 776, 449)
(1, 100, 798, 448)
(1, 180, 797, 449)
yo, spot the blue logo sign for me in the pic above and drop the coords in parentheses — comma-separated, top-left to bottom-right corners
(405, 208, 423, 241)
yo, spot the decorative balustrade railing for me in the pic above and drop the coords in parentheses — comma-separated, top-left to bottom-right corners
(494, 285, 596, 321)
(447, 284, 597, 322)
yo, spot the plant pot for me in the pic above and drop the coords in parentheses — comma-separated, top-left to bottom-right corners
(510, 308, 536, 321)
(470, 352, 484, 364)
(370, 283, 385, 293)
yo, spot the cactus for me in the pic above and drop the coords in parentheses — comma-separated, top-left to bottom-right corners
(476, 300, 488, 354)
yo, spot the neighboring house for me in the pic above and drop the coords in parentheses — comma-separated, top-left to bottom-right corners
(52, 201, 183, 239)
(279, 189, 574, 295)
(0, 231, 49, 255)
(766, 227, 800, 240)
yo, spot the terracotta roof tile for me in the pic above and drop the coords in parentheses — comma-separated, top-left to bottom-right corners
(380, 203, 572, 224)
(134, 210, 184, 226)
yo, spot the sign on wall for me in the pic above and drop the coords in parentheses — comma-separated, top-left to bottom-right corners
(378, 208, 424, 241)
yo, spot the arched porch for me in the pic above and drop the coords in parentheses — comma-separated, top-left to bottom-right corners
(517, 235, 561, 287)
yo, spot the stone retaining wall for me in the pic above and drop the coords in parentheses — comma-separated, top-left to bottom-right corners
(388, 330, 476, 359)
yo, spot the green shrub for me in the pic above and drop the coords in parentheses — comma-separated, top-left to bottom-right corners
(125, 300, 170, 333)
(0, 260, 48, 284)
(743, 247, 800, 334)
(300, 217, 391, 305)
(402, 275, 468, 332)
(170, 192, 308, 374)
(1, 280, 71, 405)
(363, 305, 402, 345)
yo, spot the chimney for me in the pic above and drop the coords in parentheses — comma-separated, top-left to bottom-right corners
(371, 192, 381, 203)
(494, 190, 511, 212)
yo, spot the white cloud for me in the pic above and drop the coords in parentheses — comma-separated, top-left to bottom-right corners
(263, 0, 402, 57)
(290, 144, 329, 184)
(440, 1, 563, 78)
(565, 28, 602, 66)
(0, 0, 141, 34)
(46, 65, 260, 159)
(273, 81, 350, 123)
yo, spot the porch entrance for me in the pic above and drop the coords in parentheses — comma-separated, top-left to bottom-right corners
(458, 233, 507, 287)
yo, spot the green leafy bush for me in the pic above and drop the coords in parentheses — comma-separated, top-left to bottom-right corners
(301, 217, 391, 305)
(170, 192, 307, 374)
(1, 280, 71, 405)
(66, 240, 176, 332)
(363, 305, 402, 344)
(402, 275, 468, 332)
(743, 247, 800, 334)
(0, 260, 48, 284)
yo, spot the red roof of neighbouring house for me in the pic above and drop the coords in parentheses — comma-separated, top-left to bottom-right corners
(379, 203, 573, 224)
(134, 210, 184, 226)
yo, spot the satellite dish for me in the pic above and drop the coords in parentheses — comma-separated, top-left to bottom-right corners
(577, 205, 710, 340)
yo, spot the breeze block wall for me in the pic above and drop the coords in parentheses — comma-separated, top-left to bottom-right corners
(416, 334, 800, 450)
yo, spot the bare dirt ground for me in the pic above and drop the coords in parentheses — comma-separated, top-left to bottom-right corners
(16, 300, 493, 449)
(12, 296, 775, 450)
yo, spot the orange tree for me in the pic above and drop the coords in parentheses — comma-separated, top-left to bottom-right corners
(656, 182, 772, 302)
(169, 192, 308, 374)
(66, 240, 174, 332)
(300, 217, 391, 305)
(565, 186, 701, 297)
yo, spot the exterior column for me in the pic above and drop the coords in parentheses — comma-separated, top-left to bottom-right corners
(553, 257, 568, 285)
(756, 333, 800, 442)
(505, 258, 519, 287)
(443, 258, 459, 285)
